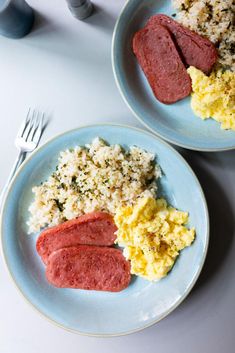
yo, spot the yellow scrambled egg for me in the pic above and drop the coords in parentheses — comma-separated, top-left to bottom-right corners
(114, 197, 195, 281)
(187, 66, 235, 131)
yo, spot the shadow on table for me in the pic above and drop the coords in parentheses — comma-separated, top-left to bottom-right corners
(180, 149, 235, 297)
(194, 149, 235, 172)
(21, 6, 116, 65)
(29, 10, 58, 38)
(29, 4, 117, 37)
(85, 4, 117, 33)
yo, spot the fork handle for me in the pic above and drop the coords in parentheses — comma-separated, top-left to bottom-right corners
(0, 151, 26, 205)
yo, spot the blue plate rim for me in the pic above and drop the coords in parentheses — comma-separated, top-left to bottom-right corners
(0, 123, 210, 336)
(111, 0, 235, 152)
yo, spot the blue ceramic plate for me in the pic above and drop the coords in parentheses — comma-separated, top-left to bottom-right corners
(112, 0, 235, 151)
(1, 125, 209, 336)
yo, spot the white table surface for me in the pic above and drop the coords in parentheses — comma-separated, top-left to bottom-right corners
(0, 1, 235, 352)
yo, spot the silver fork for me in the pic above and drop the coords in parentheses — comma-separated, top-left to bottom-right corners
(1, 109, 45, 203)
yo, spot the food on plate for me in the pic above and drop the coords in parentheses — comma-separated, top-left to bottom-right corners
(28, 138, 160, 233)
(188, 66, 235, 130)
(36, 211, 117, 264)
(30, 138, 162, 292)
(29, 137, 196, 291)
(132, 23, 192, 104)
(132, 12, 217, 105)
(130, 1, 233, 129)
(46, 246, 131, 292)
(115, 197, 195, 281)
(147, 14, 217, 74)
(173, 0, 235, 71)
(170, 0, 235, 130)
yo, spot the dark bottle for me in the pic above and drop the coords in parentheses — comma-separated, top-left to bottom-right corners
(0, 0, 34, 39)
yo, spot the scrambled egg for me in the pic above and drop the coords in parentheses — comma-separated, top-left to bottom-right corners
(114, 197, 195, 281)
(187, 66, 235, 131)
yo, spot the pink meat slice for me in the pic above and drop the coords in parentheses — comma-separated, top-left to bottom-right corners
(46, 246, 131, 292)
(133, 24, 192, 104)
(36, 212, 117, 265)
(147, 14, 217, 74)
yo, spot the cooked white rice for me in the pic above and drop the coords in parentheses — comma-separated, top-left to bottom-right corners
(27, 138, 161, 233)
(172, 0, 235, 71)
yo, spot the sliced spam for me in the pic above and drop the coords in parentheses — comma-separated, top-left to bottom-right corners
(36, 211, 117, 264)
(133, 24, 192, 104)
(46, 246, 131, 292)
(147, 14, 217, 74)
